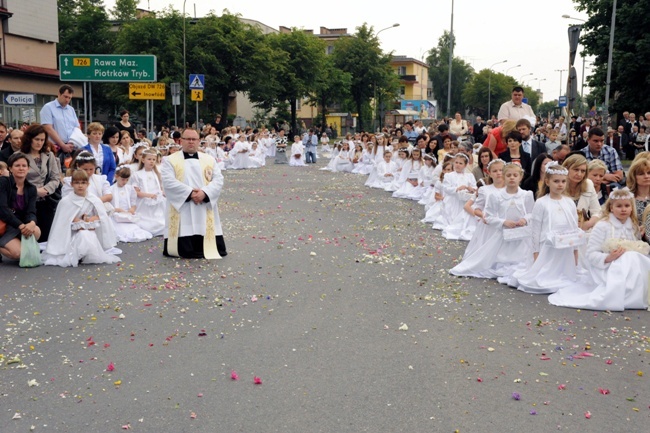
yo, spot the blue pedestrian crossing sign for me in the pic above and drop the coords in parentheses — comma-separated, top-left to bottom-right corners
(189, 74, 205, 90)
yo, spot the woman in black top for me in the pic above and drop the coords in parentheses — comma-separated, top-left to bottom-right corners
(115, 110, 136, 141)
(521, 153, 552, 199)
(0, 153, 40, 260)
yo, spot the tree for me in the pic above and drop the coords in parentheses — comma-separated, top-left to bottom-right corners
(57, 0, 112, 56)
(113, 8, 185, 124)
(331, 23, 397, 131)
(267, 29, 326, 135)
(462, 69, 516, 118)
(111, 0, 138, 23)
(574, 0, 650, 116)
(188, 12, 275, 125)
(307, 55, 352, 129)
(425, 31, 475, 117)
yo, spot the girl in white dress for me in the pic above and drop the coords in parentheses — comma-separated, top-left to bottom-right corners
(434, 153, 477, 231)
(320, 132, 331, 156)
(321, 142, 341, 171)
(366, 151, 397, 189)
(450, 163, 534, 278)
(352, 143, 375, 175)
(506, 164, 584, 294)
(384, 149, 409, 192)
(128, 142, 147, 175)
(364, 135, 390, 185)
(110, 166, 153, 243)
(248, 142, 265, 168)
(455, 159, 506, 253)
(549, 187, 650, 311)
(393, 148, 424, 199)
(408, 154, 436, 201)
(229, 136, 252, 169)
(422, 161, 452, 223)
(289, 136, 306, 167)
(449, 159, 505, 276)
(62, 152, 113, 208)
(334, 142, 355, 173)
(132, 148, 166, 236)
(42, 170, 121, 267)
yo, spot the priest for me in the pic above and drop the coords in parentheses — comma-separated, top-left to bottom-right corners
(162, 128, 227, 259)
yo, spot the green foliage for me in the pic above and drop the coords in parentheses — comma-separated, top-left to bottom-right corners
(574, 0, 650, 115)
(267, 29, 326, 134)
(188, 12, 274, 123)
(111, 0, 138, 22)
(331, 23, 397, 131)
(425, 31, 475, 117)
(462, 69, 516, 117)
(57, 0, 112, 56)
(113, 8, 184, 123)
(308, 55, 352, 129)
(537, 101, 558, 118)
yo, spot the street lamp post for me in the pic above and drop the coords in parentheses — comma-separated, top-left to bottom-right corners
(518, 73, 533, 84)
(487, 59, 507, 120)
(604, 0, 617, 121)
(555, 69, 567, 99)
(505, 64, 521, 76)
(447, 0, 454, 117)
(182, 0, 187, 128)
(374, 23, 400, 131)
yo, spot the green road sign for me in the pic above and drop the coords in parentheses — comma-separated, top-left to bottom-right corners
(59, 54, 157, 82)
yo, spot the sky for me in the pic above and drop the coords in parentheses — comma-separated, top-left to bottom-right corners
(105, 0, 592, 105)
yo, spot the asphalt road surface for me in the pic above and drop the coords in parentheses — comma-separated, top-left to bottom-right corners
(1, 160, 648, 433)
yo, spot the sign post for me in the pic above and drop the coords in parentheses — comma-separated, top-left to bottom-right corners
(128, 83, 166, 100)
(171, 82, 180, 128)
(189, 74, 205, 129)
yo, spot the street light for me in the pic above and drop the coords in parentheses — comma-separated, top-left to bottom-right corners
(562, 14, 586, 22)
(505, 64, 521, 76)
(447, 0, 455, 117)
(487, 59, 507, 120)
(555, 69, 568, 99)
(604, 0, 617, 120)
(182, 0, 187, 128)
(376, 23, 400, 37)
(531, 78, 547, 91)
(518, 73, 533, 83)
(374, 23, 400, 131)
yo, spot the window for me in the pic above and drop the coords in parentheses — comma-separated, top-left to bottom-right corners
(296, 99, 302, 110)
(326, 45, 335, 55)
(399, 86, 406, 97)
(397, 66, 407, 75)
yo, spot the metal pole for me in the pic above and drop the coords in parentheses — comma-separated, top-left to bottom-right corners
(183, 0, 187, 128)
(146, 100, 149, 139)
(83, 82, 87, 134)
(604, 0, 617, 121)
(488, 72, 491, 120)
(581, 56, 585, 114)
(88, 82, 93, 123)
(447, 0, 454, 117)
(196, 101, 199, 130)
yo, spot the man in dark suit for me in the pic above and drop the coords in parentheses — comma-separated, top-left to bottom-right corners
(472, 116, 487, 144)
(0, 129, 23, 164)
(430, 123, 457, 151)
(516, 118, 546, 162)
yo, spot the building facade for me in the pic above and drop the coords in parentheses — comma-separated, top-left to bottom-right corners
(0, 0, 81, 128)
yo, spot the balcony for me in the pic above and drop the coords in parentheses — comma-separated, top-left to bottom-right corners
(399, 74, 418, 83)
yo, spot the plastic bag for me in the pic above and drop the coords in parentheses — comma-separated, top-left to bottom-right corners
(19, 235, 42, 268)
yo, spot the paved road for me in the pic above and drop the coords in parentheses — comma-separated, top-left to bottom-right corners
(1, 162, 648, 432)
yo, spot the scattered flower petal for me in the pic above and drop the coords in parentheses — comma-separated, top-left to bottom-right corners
(231, 370, 239, 381)
(253, 376, 262, 385)
(512, 392, 521, 401)
(106, 362, 115, 372)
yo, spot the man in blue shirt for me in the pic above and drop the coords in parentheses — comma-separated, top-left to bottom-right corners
(402, 121, 419, 145)
(40, 85, 78, 155)
(581, 127, 624, 186)
(302, 128, 318, 164)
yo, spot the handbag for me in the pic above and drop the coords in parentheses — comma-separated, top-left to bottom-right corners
(547, 203, 586, 249)
(0, 219, 6, 236)
(503, 225, 532, 241)
(43, 154, 62, 209)
(549, 229, 586, 249)
(19, 234, 42, 268)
